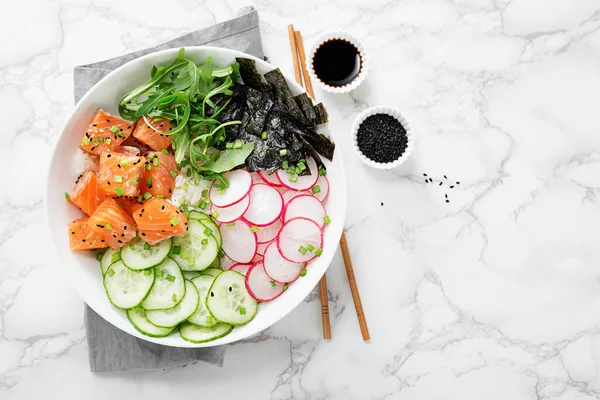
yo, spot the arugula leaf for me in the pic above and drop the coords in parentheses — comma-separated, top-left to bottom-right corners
(202, 142, 254, 173)
(172, 125, 190, 164)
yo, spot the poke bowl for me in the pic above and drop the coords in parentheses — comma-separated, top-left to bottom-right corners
(46, 46, 346, 347)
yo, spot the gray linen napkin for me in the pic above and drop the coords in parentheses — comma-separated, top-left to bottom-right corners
(75, 6, 264, 373)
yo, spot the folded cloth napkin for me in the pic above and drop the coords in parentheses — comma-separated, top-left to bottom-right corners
(74, 6, 264, 373)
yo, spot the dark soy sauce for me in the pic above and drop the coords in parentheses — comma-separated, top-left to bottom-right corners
(312, 39, 362, 87)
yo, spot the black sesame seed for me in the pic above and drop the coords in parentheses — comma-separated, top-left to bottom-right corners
(82, 239, 86, 242)
(446, 200, 449, 203)
(106, 119, 110, 122)
(439, 182, 442, 186)
(229, 287, 232, 292)
(141, 233, 146, 236)
(444, 175, 447, 179)
(423, 173, 427, 177)
(210, 292, 214, 297)
(92, 124, 97, 127)
(107, 154, 112, 158)
(456, 182, 460, 185)
(118, 240, 123, 243)
(381, 202, 384, 206)
(161, 206, 165, 210)
(450, 185, 454, 189)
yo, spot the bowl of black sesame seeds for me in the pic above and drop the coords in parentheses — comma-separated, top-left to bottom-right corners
(351, 105, 413, 170)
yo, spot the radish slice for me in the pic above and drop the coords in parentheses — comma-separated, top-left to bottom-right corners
(251, 172, 263, 184)
(276, 157, 319, 191)
(220, 219, 257, 263)
(258, 170, 282, 187)
(210, 170, 252, 207)
(263, 241, 305, 283)
(284, 194, 327, 228)
(229, 263, 253, 276)
(251, 253, 263, 263)
(257, 239, 274, 255)
(245, 262, 284, 302)
(277, 217, 323, 263)
(276, 186, 287, 194)
(282, 190, 305, 206)
(220, 254, 236, 270)
(312, 175, 329, 203)
(243, 184, 284, 226)
(211, 194, 250, 223)
(256, 219, 282, 244)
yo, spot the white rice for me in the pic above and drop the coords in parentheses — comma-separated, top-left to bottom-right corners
(75, 151, 98, 173)
(170, 166, 212, 208)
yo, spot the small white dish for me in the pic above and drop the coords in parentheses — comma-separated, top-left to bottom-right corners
(307, 30, 369, 95)
(351, 105, 414, 170)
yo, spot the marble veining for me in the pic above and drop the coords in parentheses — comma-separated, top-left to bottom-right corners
(2, 0, 600, 398)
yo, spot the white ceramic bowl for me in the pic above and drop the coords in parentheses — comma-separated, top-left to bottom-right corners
(46, 46, 346, 348)
(351, 105, 414, 170)
(307, 30, 369, 94)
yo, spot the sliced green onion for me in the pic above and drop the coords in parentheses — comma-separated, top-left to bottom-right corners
(137, 195, 143, 203)
(96, 252, 103, 261)
(315, 248, 323, 257)
(280, 149, 288, 156)
(107, 268, 115, 277)
(110, 125, 119, 134)
(117, 131, 124, 138)
(234, 141, 243, 149)
(212, 210, 220, 219)
(170, 217, 179, 226)
(144, 243, 151, 250)
(64, 192, 70, 200)
(97, 137, 105, 142)
(298, 246, 307, 255)
(92, 140, 99, 146)
(169, 170, 177, 177)
(261, 131, 267, 140)
(198, 200, 207, 209)
(311, 185, 321, 194)
(287, 167, 296, 175)
(250, 226, 259, 233)
(156, 194, 164, 199)
(323, 215, 331, 225)
(182, 203, 189, 213)
(226, 222, 235, 227)
(226, 142, 233, 149)
(114, 175, 123, 183)
(204, 227, 212, 236)
(148, 152, 156, 159)
(187, 257, 195, 267)
(106, 223, 113, 231)
(120, 159, 129, 167)
(239, 307, 246, 315)
(172, 245, 181, 255)
(201, 238, 208, 245)
(130, 178, 138, 185)
(282, 161, 289, 169)
(144, 269, 152, 275)
(129, 244, 135, 250)
(105, 138, 111, 145)
(143, 192, 152, 200)
(146, 164, 152, 171)
(270, 280, 276, 287)
(161, 149, 169, 155)
(298, 162, 307, 171)
(289, 175, 298, 183)
(300, 268, 307, 277)
(283, 283, 289, 291)
(81, 137, 90, 146)
(115, 187, 125, 197)
(206, 316, 213, 323)
(305, 244, 315, 252)
(111, 252, 120, 262)
(166, 274, 176, 282)
(202, 189, 208, 198)
(179, 196, 187, 205)
(172, 294, 177, 302)
(295, 167, 302, 175)
(153, 157, 159, 166)
(146, 177, 152, 186)
(218, 189, 225, 195)
(183, 182, 189, 190)
(318, 166, 327, 176)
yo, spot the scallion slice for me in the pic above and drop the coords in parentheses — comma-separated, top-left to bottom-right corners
(161, 149, 169, 155)
(146, 177, 152, 186)
(201, 238, 208, 245)
(64, 192, 70, 200)
(120, 159, 129, 167)
(81, 137, 90, 146)
(300, 268, 307, 277)
(279, 149, 288, 156)
(270, 280, 276, 287)
(110, 125, 119, 134)
(261, 131, 267, 140)
(170, 217, 179, 226)
(148, 152, 156, 159)
(315, 248, 323, 257)
(289, 175, 298, 183)
(250, 226, 259, 233)
(166, 274, 176, 282)
(212, 210, 220, 219)
(318, 166, 327, 176)
(305, 244, 315, 252)
(239, 307, 246, 315)
(169, 170, 177, 177)
(144, 242, 151, 250)
(153, 157, 159, 166)
(234, 141, 243, 149)
(311, 185, 321, 194)
(111, 252, 120, 262)
(226, 142, 233, 149)
(198, 200, 207, 209)
(114, 175, 123, 183)
(323, 215, 331, 224)
(298, 246, 307, 255)
(172, 245, 181, 255)
(107, 268, 115, 277)
(130, 178, 138, 185)
(106, 223, 113, 231)
(115, 187, 125, 197)
(143, 192, 152, 200)
(146, 164, 152, 172)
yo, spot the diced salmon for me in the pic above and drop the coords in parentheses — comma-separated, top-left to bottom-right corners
(122, 134, 152, 154)
(97, 147, 144, 198)
(79, 109, 135, 156)
(132, 198, 187, 245)
(132, 116, 173, 151)
(116, 197, 142, 216)
(68, 217, 109, 251)
(140, 151, 177, 199)
(88, 198, 138, 249)
(68, 170, 108, 216)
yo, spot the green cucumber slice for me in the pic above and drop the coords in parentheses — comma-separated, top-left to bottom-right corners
(183, 271, 202, 280)
(188, 275, 217, 327)
(188, 210, 211, 221)
(206, 270, 257, 326)
(201, 267, 223, 278)
(180, 322, 233, 344)
(127, 308, 175, 338)
(199, 218, 222, 248)
(171, 220, 219, 271)
(121, 238, 172, 271)
(103, 260, 155, 310)
(141, 258, 185, 310)
(146, 280, 199, 328)
(100, 248, 119, 275)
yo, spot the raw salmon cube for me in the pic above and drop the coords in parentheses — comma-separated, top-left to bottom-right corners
(132, 116, 173, 151)
(88, 198, 138, 249)
(140, 151, 177, 199)
(132, 198, 187, 245)
(79, 109, 134, 156)
(68, 217, 109, 251)
(68, 170, 107, 216)
(97, 147, 144, 198)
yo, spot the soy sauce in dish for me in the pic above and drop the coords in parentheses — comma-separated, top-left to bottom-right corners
(312, 39, 362, 87)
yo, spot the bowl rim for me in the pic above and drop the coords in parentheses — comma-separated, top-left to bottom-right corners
(46, 45, 346, 347)
(350, 105, 414, 170)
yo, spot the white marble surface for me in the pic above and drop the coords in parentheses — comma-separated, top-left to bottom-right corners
(2, 0, 600, 398)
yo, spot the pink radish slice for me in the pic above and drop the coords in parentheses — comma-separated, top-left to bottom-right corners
(243, 184, 284, 226)
(282, 190, 305, 206)
(229, 263, 253, 276)
(251, 172, 263, 184)
(257, 241, 271, 255)
(209, 169, 252, 207)
(277, 217, 323, 263)
(284, 194, 327, 228)
(220, 254, 236, 270)
(263, 241, 304, 283)
(245, 261, 285, 302)
(251, 253, 263, 263)
(276, 157, 319, 191)
(256, 219, 282, 243)
(312, 175, 329, 203)
(258, 170, 283, 187)
(220, 219, 257, 263)
(211, 194, 250, 223)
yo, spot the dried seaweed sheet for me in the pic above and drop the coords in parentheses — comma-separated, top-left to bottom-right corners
(218, 84, 246, 142)
(313, 103, 328, 125)
(236, 58, 265, 90)
(241, 86, 275, 137)
(264, 68, 307, 124)
(294, 93, 316, 122)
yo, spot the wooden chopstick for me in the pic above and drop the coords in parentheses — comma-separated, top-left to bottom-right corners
(289, 26, 371, 342)
(288, 24, 332, 340)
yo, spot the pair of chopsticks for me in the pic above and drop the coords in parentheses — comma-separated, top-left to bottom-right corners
(287, 25, 370, 342)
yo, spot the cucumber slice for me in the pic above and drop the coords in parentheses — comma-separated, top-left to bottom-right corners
(100, 248, 119, 275)
(103, 260, 155, 310)
(206, 270, 257, 326)
(141, 258, 185, 310)
(188, 211, 222, 247)
(146, 280, 199, 328)
(201, 267, 223, 278)
(180, 322, 233, 344)
(188, 275, 217, 327)
(183, 271, 202, 280)
(127, 308, 175, 338)
(121, 238, 172, 271)
(171, 220, 219, 271)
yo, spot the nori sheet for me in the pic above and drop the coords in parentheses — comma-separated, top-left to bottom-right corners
(217, 84, 246, 142)
(264, 68, 307, 124)
(294, 93, 316, 122)
(313, 103, 329, 125)
(236, 58, 265, 90)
